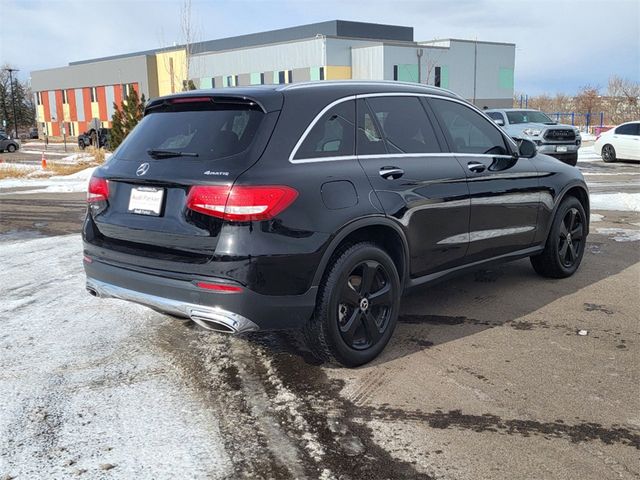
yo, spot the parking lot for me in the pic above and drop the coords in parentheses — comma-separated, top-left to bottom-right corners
(0, 150, 638, 479)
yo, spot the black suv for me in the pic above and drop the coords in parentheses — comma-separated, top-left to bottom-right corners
(83, 82, 589, 366)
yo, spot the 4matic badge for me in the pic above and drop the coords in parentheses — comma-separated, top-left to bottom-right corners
(203, 171, 230, 176)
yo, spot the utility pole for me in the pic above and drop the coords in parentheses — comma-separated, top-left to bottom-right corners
(472, 39, 477, 106)
(417, 49, 424, 84)
(4, 68, 20, 138)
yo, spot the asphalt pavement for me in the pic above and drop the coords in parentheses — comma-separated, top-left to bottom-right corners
(0, 152, 638, 479)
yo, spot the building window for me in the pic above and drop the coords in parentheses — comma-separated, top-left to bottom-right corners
(278, 71, 285, 84)
(68, 122, 75, 136)
(393, 65, 398, 81)
(36, 92, 42, 105)
(434, 66, 441, 87)
(61, 90, 68, 104)
(234, 75, 239, 87)
(319, 67, 325, 81)
(90, 87, 97, 102)
(260, 73, 265, 85)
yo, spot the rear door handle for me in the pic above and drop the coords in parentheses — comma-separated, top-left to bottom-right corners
(467, 161, 486, 173)
(379, 166, 404, 179)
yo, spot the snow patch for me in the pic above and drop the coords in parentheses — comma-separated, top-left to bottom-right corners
(0, 167, 96, 193)
(595, 228, 640, 242)
(590, 213, 604, 223)
(0, 234, 232, 478)
(590, 193, 640, 212)
(578, 146, 602, 163)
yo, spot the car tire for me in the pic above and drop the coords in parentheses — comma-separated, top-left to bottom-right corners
(7, 144, 16, 153)
(602, 144, 616, 163)
(565, 152, 578, 166)
(530, 196, 586, 278)
(304, 242, 401, 367)
(79, 140, 86, 150)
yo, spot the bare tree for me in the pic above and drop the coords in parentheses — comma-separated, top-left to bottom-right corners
(607, 75, 640, 123)
(574, 85, 602, 117)
(419, 46, 446, 86)
(180, 0, 199, 90)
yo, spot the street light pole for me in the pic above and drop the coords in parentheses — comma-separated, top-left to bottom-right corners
(4, 68, 20, 139)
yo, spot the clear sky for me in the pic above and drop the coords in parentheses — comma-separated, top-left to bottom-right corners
(1, 0, 638, 95)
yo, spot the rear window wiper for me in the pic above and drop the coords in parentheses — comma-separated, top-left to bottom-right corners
(146, 149, 199, 159)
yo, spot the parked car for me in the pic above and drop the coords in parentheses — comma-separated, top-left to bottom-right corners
(594, 121, 640, 162)
(79, 128, 110, 149)
(83, 82, 590, 366)
(485, 108, 581, 166)
(0, 133, 19, 153)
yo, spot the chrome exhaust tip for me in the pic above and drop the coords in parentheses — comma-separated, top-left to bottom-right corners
(190, 315, 237, 333)
(86, 286, 99, 297)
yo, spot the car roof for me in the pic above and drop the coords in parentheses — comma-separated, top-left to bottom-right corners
(148, 81, 461, 113)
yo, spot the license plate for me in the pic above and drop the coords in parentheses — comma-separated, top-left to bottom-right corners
(556, 146, 568, 153)
(128, 187, 164, 216)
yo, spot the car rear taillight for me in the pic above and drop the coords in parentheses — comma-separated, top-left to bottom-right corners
(186, 185, 298, 221)
(87, 176, 109, 203)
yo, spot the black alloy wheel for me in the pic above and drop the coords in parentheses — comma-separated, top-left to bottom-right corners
(304, 242, 401, 367)
(530, 196, 587, 278)
(7, 144, 16, 153)
(337, 260, 393, 350)
(557, 207, 584, 268)
(602, 144, 616, 163)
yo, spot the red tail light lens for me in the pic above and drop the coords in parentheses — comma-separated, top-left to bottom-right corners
(186, 185, 298, 221)
(87, 176, 109, 203)
(194, 281, 243, 293)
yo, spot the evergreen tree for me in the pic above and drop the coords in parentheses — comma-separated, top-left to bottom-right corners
(110, 88, 146, 150)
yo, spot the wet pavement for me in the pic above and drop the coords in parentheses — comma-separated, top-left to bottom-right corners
(0, 155, 638, 479)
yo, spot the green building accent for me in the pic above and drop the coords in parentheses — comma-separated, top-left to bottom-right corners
(250, 72, 262, 85)
(499, 67, 514, 90)
(440, 66, 449, 89)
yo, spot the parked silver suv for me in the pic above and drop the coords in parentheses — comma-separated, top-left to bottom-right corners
(485, 109, 581, 166)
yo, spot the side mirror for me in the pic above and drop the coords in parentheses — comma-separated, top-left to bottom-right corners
(514, 138, 537, 158)
(493, 118, 505, 126)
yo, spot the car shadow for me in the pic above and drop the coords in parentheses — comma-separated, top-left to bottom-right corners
(243, 236, 639, 368)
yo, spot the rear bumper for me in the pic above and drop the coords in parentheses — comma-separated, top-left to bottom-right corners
(84, 257, 317, 332)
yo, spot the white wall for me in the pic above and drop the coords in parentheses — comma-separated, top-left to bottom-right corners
(191, 38, 326, 78)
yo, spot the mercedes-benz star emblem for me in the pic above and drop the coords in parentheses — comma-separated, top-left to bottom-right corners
(136, 163, 150, 176)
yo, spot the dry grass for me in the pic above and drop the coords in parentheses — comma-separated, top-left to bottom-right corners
(86, 146, 107, 164)
(46, 163, 90, 176)
(0, 165, 32, 179)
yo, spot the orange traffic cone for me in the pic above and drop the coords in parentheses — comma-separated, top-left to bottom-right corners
(41, 151, 47, 169)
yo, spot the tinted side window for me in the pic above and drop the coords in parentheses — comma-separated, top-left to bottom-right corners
(430, 98, 509, 155)
(295, 100, 355, 159)
(356, 99, 386, 155)
(366, 97, 441, 154)
(615, 123, 638, 135)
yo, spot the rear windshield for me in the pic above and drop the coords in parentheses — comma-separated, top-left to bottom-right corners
(114, 103, 264, 161)
(506, 110, 554, 125)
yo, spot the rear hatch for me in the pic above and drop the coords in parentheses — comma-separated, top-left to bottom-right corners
(85, 94, 280, 274)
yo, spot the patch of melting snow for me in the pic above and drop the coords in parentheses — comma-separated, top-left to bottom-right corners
(595, 227, 640, 242)
(0, 166, 96, 193)
(590, 193, 640, 212)
(590, 213, 604, 223)
(0, 234, 232, 479)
